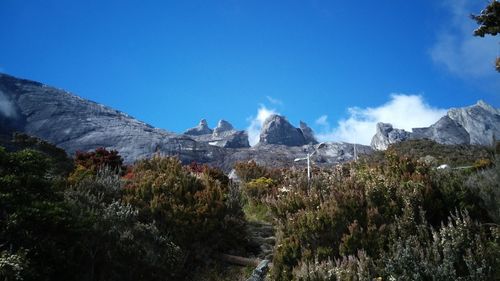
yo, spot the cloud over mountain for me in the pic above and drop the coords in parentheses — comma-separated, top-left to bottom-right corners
(316, 94, 447, 145)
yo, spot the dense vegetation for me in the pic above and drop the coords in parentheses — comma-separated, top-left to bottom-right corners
(235, 140, 500, 281)
(0, 144, 247, 281)
(1, 138, 499, 280)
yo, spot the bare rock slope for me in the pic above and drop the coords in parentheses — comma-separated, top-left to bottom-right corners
(0, 73, 371, 169)
(371, 100, 500, 150)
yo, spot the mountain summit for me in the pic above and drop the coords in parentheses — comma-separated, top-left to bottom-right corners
(371, 100, 500, 150)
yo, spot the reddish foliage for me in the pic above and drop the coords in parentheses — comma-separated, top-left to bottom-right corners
(74, 147, 125, 174)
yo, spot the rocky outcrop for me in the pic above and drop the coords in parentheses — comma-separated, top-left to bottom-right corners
(411, 116, 470, 145)
(213, 120, 234, 137)
(0, 73, 371, 169)
(0, 73, 224, 164)
(258, 115, 306, 146)
(184, 119, 250, 148)
(447, 100, 500, 146)
(219, 142, 373, 171)
(299, 121, 318, 144)
(184, 119, 213, 135)
(371, 122, 411, 150)
(370, 100, 500, 150)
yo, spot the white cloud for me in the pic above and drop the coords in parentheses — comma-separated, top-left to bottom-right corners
(316, 94, 447, 145)
(266, 96, 283, 106)
(246, 105, 278, 146)
(0, 91, 17, 118)
(430, 0, 499, 78)
(315, 115, 329, 127)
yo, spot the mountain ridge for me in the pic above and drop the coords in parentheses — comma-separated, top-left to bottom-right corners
(0, 73, 371, 169)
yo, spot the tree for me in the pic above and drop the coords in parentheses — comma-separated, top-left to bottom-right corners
(471, 0, 500, 71)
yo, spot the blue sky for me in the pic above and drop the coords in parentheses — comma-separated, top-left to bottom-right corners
(1, 0, 499, 145)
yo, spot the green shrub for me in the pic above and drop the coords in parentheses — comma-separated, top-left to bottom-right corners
(123, 156, 247, 272)
(243, 177, 276, 201)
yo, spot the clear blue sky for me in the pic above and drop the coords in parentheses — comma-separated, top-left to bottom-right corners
(1, 0, 499, 143)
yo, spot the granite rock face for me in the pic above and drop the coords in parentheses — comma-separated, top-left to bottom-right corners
(447, 100, 500, 146)
(412, 116, 470, 145)
(299, 121, 318, 144)
(184, 119, 213, 136)
(213, 120, 234, 136)
(371, 123, 411, 150)
(259, 115, 306, 146)
(0, 73, 370, 169)
(0, 73, 224, 164)
(220, 142, 373, 171)
(185, 119, 250, 148)
(370, 100, 499, 150)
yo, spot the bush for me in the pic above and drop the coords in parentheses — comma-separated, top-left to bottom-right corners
(243, 177, 276, 202)
(123, 156, 247, 272)
(65, 168, 182, 281)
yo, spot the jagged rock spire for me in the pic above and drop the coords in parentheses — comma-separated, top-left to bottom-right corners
(184, 119, 213, 136)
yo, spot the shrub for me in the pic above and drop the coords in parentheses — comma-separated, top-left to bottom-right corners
(65, 168, 182, 281)
(74, 147, 125, 174)
(243, 177, 276, 202)
(123, 156, 247, 271)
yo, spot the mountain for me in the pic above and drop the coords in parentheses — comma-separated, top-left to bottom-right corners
(0, 73, 368, 169)
(371, 100, 500, 150)
(258, 115, 318, 146)
(0, 73, 225, 164)
(183, 119, 250, 148)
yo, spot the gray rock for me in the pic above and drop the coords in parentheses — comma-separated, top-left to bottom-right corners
(0, 73, 224, 164)
(259, 115, 306, 146)
(411, 116, 470, 145)
(370, 100, 499, 150)
(246, 260, 270, 281)
(186, 119, 250, 148)
(371, 122, 411, 150)
(213, 119, 234, 137)
(184, 119, 213, 135)
(0, 73, 371, 170)
(299, 121, 318, 144)
(447, 100, 500, 146)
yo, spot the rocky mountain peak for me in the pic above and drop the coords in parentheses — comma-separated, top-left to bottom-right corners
(299, 121, 318, 144)
(371, 100, 499, 150)
(370, 122, 411, 150)
(259, 115, 306, 146)
(184, 119, 213, 136)
(447, 100, 500, 146)
(475, 100, 499, 115)
(213, 119, 234, 136)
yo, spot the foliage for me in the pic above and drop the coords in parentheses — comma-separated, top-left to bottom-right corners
(266, 148, 498, 281)
(0, 249, 28, 281)
(69, 147, 125, 184)
(243, 177, 276, 202)
(365, 139, 494, 167)
(65, 168, 182, 281)
(0, 147, 82, 281)
(234, 160, 280, 183)
(466, 157, 500, 223)
(472, 0, 500, 37)
(11, 133, 74, 175)
(74, 147, 125, 174)
(123, 156, 247, 273)
(471, 0, 500, 72)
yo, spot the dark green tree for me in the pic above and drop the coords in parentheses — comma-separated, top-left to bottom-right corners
(471, 0, 500, 71)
